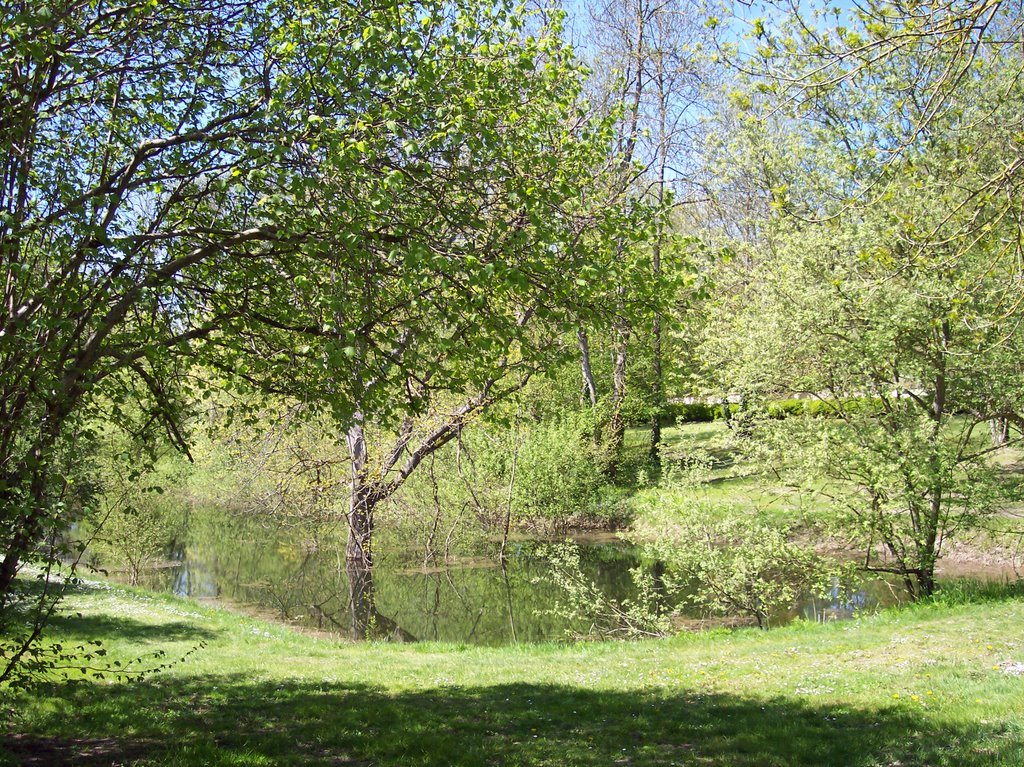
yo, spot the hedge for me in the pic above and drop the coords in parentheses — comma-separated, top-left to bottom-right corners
(650, 397, 885, 424)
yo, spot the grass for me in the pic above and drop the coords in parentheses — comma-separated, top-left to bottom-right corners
(4, 420, 1021, 765)
(623, 422, 832, 531)
(3, 579, 1024, 766)
(626, 420, 1024, 545)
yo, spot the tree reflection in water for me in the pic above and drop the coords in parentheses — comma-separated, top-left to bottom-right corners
(347, 560, 416, 642)
(111, 510, 907, 644)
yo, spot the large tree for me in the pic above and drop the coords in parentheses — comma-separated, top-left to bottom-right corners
(574, 0, 710, 472)
(0, 0, 650, 674)
(1, 0, 287, 680)
(700, 1, 1024, 597)
(217, 4, 670, 635)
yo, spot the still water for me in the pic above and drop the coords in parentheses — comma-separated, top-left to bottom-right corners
(101, 508, 916, 644)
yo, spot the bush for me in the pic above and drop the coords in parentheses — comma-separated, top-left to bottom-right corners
(514, 421, 609, 526)
(89, 489, 187, 586)
(766, 399, 807, 418)
(534, 541, 671, 638)
(631, 503, 841, 629)
(660, 402, 719, 423)
(85, 451, 190, 586)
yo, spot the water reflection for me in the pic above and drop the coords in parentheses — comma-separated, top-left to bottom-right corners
(113, 509, 905, 644)
(800, 578, 880, 623)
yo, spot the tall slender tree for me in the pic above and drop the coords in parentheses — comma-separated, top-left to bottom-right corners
(578, 0, 709, 472)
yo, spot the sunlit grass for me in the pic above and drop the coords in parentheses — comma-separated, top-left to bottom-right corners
(5, 420, 1022, 765)
(627, 420, 1024, 546)
(623, 421, 832, 531)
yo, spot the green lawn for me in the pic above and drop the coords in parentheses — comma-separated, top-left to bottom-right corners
(626, 420, 1024, 542)
(3, 580, 1023, 766)
(624, 421, 833, 531)
(4, 420, 1022, 766)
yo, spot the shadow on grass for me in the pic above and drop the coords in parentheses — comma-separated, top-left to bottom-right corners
(42, 612, 221, 643)
(5, 579, 219, 645)
(4, 674, 1021, 767)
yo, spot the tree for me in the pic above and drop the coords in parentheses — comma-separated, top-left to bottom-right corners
(700, 58, 1024, 597)
(691, 0, 1024, 598)
(0, 0, 289, 681)
(574, 0, 710, 472)
(208, 4, 670, 634)
(0, 0, 654, 673)
(724, 0, 1024, 272)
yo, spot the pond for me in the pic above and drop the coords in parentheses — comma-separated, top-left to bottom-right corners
(91, 508, 927, 644)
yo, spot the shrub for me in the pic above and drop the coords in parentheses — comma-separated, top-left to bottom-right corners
(513, 421, 609, 526)
(766, 399, 807, 418)
(85, 451, 190, 586)
(660, 402, 718, 423)
(659, 397, 887, 424)
(631, 504, 840, 629)
(533, 541, 671, 638)
(89, 489, 187, 586)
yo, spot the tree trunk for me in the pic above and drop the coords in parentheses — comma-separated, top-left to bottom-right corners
(0, 404, 67, 610)
(346, 558, 415, 641)
(919, 490, 941, 598)
(650, 259, 663, 466)
(501, 558, 518, 643)
(577, 329, 602, 447)
(733, 394, 751, 438)
(918, 562, 936, 598)
(499, 412, 520, 562)
(918, 318, 949, 599)
(990, 417, 1009, 447)
(345, 413, 373, 567)
(721, 396, 732, 428)
(649, 39, 669, 467)
(342, 413, 417, 642)
(605, 321, 630, 478)
(347, 558, 373, 639)
(577, 329, 599, 409)
(599, 0, 644, 480)
(0, 458, 49, 608)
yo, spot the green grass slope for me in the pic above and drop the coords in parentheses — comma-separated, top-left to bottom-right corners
(3, 581, 1023, 766)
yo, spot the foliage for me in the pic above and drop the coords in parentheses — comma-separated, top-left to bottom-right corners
(697, 0, 1024, 598)
(702, 192, 1020, 597)
(512, 420, 613, 527)
(223, 2, 660, 424)
(733, 0, 1024, 222)
(660, 401, 719, 424)
(0, 0, 660, 681)
(195, 395, 623, 550)
(386, 414, 625, 537)
(919, 578, 1024, 610)
(636, 509, 840, 629)
(534, 541, 671, 638)
(657, 397, 888, 424)
(209, 0, 672, 570)
(0, 0, 285, 682)
(86, 475, 188, 588)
